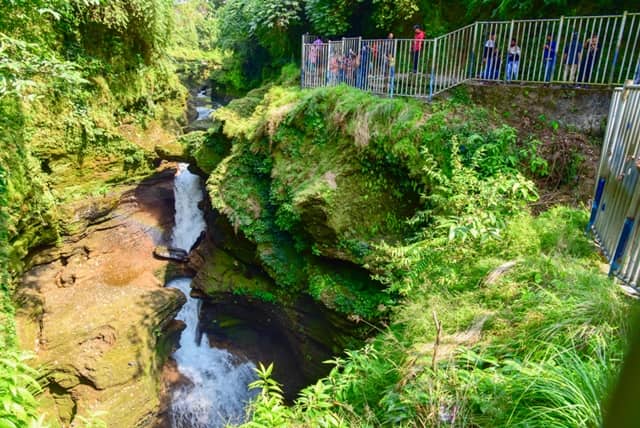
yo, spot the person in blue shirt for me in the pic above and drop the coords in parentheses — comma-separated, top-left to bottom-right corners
(634, 58, 640, 84)
(356, 42, 370, 89)
(543, 34, 557, 82)
(563, 32, 582, 82)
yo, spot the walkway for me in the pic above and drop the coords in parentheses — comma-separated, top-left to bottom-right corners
(301, 12, 640, 98)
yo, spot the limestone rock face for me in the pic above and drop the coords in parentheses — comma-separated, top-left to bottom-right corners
(16, 167, 185, 428)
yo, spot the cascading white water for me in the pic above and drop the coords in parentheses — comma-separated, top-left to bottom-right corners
(167, 164, 257, 428)
(194, 89, 219, 121)
(171, 164, 207, 252)
(196, 106, 214, 121)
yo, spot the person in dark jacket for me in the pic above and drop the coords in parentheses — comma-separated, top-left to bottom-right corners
(562, 32, 582, 82)
(357, 42, 370, 89)
(578, 35, 600, 84)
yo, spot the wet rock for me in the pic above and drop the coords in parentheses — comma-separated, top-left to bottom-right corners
(154, 140, 192, 164)
(16, 166, 185, 428)
(153, 246, 189, 262)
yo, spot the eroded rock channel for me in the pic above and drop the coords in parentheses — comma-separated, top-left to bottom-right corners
(160, 163, 361, 427)
(16, 89, 362, 428)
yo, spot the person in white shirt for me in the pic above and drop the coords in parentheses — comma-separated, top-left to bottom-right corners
(482, 33, 497, 79)
(506, 38, 521, 81)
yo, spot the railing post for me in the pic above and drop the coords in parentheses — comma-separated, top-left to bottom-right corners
(554, 16, 565, 83)
(469, 22, 479, 79)
(390, 39, 397, 98)
(301, 34, 305, 88)
(587, 177, 607, 232)
(610, 190, 640, 275)
(430, 38, 437, 100)
(610, 11, 628, 84)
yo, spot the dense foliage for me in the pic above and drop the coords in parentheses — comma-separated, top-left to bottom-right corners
(1, 1, 186, 425)
(196, 82, 633, 428)
(1, 1, 636, 426)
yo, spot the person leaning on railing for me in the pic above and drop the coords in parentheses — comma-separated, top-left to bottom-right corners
(357, 42, 371, 89)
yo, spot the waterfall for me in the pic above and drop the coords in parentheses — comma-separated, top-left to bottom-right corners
(171, 164, 207, 252)
(167, 164, 257, 428)
(196, 106, 214, 121)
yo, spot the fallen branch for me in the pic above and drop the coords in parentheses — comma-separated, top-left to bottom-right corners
(431, 310, 442, 373)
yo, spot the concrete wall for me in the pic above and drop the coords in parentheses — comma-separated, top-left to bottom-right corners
(462, 83, 613, 136)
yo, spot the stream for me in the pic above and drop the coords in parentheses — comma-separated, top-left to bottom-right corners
(159, 86, 353, 426)
(166, 164, 257, 428)
(195, 88, 219, 121)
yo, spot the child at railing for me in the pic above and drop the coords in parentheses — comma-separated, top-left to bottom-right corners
(384, 33, 396, 96)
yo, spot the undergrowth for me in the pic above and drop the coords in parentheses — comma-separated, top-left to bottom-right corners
(241, 207, 632, 427)
(204, 83, 548, 318)
(194, 83, 637, 427)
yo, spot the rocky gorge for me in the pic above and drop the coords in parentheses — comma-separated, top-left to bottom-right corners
(11, 83, 366, 426)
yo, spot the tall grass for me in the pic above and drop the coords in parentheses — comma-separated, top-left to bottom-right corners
(501, 345, 614, 427)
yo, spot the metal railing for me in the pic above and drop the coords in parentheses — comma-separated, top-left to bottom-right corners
(588, 83, 640, 288)
(301, 12, 640, 98)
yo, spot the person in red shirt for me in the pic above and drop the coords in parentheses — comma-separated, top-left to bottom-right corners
(412, 24, 425, 73)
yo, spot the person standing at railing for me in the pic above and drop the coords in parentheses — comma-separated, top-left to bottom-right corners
(308, 42, 318, 73)
(577, 35, 600, 85)
(308, 36, 323, 76)
(482, 33, 497, 79)
(506, 38, 521, 81)
(635, 59, 640, 84)
(543, 34, 557, 82)
(412, 24, 425, 73)
(346, 48, 358, 85)
(384, 33, 396, 96)
(371, 40, 380, 75)
(562, 32, 582, 83)
(329, 51, 340, 86)
(357, 42, 371, 89)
